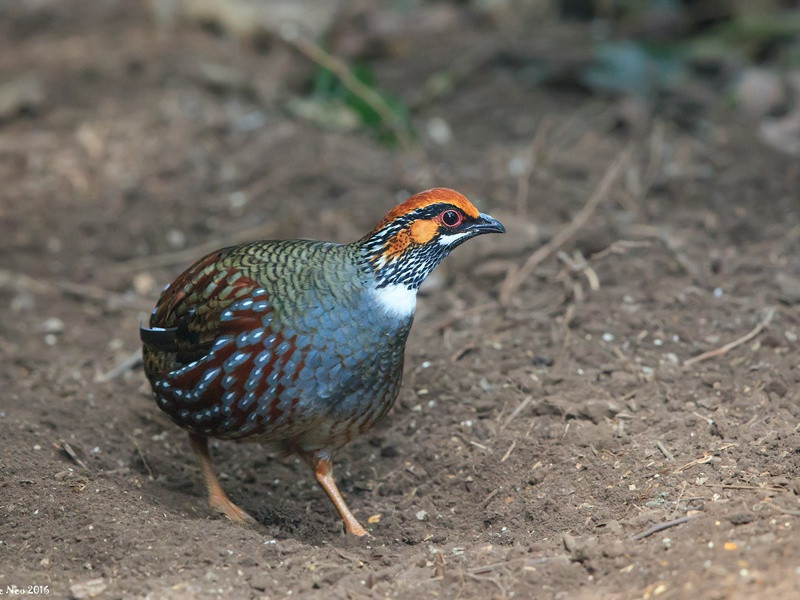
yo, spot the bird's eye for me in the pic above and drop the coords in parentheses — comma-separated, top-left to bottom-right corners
(440, 210, 462, 227)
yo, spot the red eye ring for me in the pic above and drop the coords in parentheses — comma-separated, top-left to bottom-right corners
(440, 209, 463, 227)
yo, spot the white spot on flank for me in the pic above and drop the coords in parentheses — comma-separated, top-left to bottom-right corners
(438, 231, 471, 246)
(373, 283, 417, 317)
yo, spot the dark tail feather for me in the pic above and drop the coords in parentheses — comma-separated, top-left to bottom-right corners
(140, 325, 178, 352)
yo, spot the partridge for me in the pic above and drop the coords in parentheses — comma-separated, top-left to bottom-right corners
(141, 188, 505, 535)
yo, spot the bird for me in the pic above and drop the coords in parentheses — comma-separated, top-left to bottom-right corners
(140, 188, 505, 536)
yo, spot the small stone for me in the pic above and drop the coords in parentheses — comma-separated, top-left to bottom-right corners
(0, 74, 44, 120)
(602, 541, 627, 558)
(133, 272, 156, 296)
(228, 191, 248, 212)
(380, 445, 399, 458)
(69, 578, 106, 599)
(508, 154, 529, 177)
(249, 573, 271, 591)
(416, 510, 428, 521)
(728, 513, 754, 526)
(562, 533, 594, 563)
(736, 67, 785, 116)
(11, 291, 35, 312)
(569, 400, 618, 424)
(166, 229, 186, 249)
(776, 272, 800, 304)
(40, 317, 64, 334)
(426, 117, 453, 145)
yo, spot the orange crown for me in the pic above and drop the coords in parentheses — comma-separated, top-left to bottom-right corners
(371, 188, 479, 233)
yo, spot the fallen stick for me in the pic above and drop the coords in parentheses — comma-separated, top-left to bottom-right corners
(278, 23, 416, 153)
(499, 149, 629, 306)
(502, 396, 532, 429)
(97, 349, 143, 383)
(0, 268, 152, 311)
(111, 219, 282, 273)
(684, 307, 776, 367)
(655, 440, 674, 462)
(672, 453, 713, 474)
(632, 514, 699, 541)
(59, 440, 89, 471)
(721, 484, 787, 493)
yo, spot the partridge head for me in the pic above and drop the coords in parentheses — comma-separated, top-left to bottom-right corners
(141, 188, 505, 536)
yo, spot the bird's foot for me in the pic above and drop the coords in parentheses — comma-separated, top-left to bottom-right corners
(345, 519, 368, 537)
(208, 490, 257, 524)
(308, 453, 370, 537)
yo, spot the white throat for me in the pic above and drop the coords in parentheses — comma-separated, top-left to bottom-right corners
(372, 283, 417, 318)
(438, 231, 472, 246)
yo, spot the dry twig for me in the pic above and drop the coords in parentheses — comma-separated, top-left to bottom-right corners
(553, 304, 575, 369)
(514, 117, 553, 216)
(684, 308, 776, 366)
(59, 440, 89, 471)
(502, 396, 532, 429)
(673, 453, 713, 474)
(632, 514, 700, 541)
(655, 440, 674, 462)
(0, 268, 151, 311)
(112, 219, 284, 273)
(500, 441, 516, 463)
(133, 439, 154, 480)
(626, 224, 702, 283)
(96, 349, 143, 383)
(278, 24, 416, 153)
(721, 484, 787, 493)
(671, 481, 688, 518)
(764, 502, 800, 517)
(450, 339, 477, 362)
(500, 149, 629, 306)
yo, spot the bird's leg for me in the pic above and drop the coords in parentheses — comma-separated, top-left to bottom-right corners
(188, 433, 254, 524)
(306, 452, 368, 536)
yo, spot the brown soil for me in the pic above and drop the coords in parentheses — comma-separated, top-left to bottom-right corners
(3, 2, 800, 599)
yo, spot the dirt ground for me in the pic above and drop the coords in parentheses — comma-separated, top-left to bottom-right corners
(3, 1, 800, 598)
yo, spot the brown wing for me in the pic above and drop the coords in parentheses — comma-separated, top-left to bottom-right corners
(141, 247, 265, 371)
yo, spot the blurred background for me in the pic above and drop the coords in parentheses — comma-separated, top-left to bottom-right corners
(2, 1, 800, 598)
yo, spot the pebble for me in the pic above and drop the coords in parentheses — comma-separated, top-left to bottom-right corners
(507, 154, 529, 177)
(166, 229, 186, 248)
(69, 578, 106, 599)
(735, 67, 785, 116)
(11, 292, 35, 312)
(133, 272, 156, 296)
(426, 117, 453, 145)
(40, 317, 64, 334)
(663, 353, 680, 364)
(416, 510, 428, 521)
(0, 74, 44, 119)
(776, 272, 800, 304)
(249, 573, 271, 591)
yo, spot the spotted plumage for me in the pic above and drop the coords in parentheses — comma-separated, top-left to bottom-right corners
(141, 188, 505, 536)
